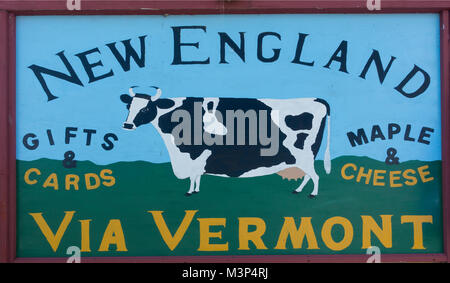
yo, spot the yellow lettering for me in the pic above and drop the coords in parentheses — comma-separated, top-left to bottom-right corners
(148, 210, 197, 251)
(275, 217, 318, 250)
(389, 171, 402, 188)
(197, 218, 228, 251)
(29, 211, 75, 252)
(79, 219, 91, 252)
(401, 215, 433, 250)
(361, 215, 392, 249)
(85, 173, 100, 190)
(341, 163, 357, 180)
(417, 165, 434, 183)
(100, 169, 116, 187)
(356, 167, 372, 184)
(65, 174, 79, 190)
(321, 216, 353, 251)
(24, 168, 40, 185)
(373, 170, 386, 186)
(98, 219, 127, 252)
(43, 173, 58, 190)
(402, 169, 417, 186)
(238, 217, 267, 250)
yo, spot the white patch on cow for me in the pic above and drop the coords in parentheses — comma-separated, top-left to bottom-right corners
(202, 98, 227, 135)
(238, 162, 292, 178)
(259, 98, 330, 196)
(125, 97, 149, 127)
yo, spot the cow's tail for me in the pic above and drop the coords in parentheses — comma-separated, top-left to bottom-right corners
(316, 98, 331, 174)
(324, 114, 331, 174)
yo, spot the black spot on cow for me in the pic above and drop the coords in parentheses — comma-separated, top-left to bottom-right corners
(158, 97, 206, 160)
(133, 99, 158, 127)
(294, 133, 308, 149)
(158, 97, 296, 177)
(285, 112, 313, 131)
(311, 98, 330, 157)
(311, 115, 326, 157)
(207, 101, 214, 111)
(120, 93, 175, 128)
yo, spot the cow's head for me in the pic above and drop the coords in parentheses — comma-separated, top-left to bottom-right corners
(120, 86, 174, 130)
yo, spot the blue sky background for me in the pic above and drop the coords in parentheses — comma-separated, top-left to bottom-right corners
(16, 14, 441, 164)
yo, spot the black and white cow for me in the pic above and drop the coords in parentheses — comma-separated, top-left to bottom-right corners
(120, 86, 331, 198)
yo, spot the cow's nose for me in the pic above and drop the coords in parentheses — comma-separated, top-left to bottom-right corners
(123, 123, 135, 130)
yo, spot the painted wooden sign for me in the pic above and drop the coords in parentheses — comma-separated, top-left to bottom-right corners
(16, 14, 443, 258)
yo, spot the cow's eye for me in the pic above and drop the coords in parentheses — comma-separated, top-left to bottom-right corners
(142, 108, 148, 112)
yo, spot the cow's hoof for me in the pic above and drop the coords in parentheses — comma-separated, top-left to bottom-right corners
(308, 194, 317, 199)
(185, 192, 192, 197)
(193, 191, 199, 194)
(292, 190, 300, 194)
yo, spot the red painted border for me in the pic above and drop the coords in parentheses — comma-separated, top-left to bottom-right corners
(0, 1, 450, 14)
(440, 9, 450, 263)
(12, 253, 448, 263)
(1, 0, 450, 263)
(8, 12, 16, 264)
(0, 10, 9, 264)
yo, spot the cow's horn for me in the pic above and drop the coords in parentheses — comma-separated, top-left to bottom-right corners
(129, 86, 137, 97)
(150, 86, 162, 101)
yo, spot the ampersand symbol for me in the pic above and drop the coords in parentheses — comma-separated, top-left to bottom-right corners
(63, 150, 77, 168)
(385, 147, 399, 165)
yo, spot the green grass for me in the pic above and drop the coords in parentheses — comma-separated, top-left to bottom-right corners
(16, 156, 443, 257)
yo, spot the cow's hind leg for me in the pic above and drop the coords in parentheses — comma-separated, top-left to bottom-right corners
(308, 171, 320, 198)
(293, 175, 310, 194)
(293, 164, 320, 198)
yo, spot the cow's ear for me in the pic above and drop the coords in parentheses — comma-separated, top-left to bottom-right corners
(120, 94, 132, 104)
(156, 99, 175, 109)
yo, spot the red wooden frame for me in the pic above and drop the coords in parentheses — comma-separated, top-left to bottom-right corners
(0, 0, 449, 263)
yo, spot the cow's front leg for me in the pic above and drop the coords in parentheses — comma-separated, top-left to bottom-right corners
(193, 175, 201, 193)
(185, 176, 196, 196)
(293, 175, 310, 194)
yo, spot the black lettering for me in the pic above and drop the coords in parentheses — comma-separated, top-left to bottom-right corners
(75, 48, 114, 83)
(404, 124, 415, 142)
(28, 51, 83, 101)
(102, 133, 118, 151)
(171, 26, 210, 65)
(347, 129, 368, 147)
(324, 40, 349, 73)
(83, 129, 97, 146)
(388, 123, 401, 139)
(359, 49, 396, 84)
(418, 127, 434, 145)
(106, 35, 147, 72)
(65, 127, 78, 144)
(219, 32, 245, 63)
(257, 32, 281, 63)
(46, 129, 55, 146)
(291, 33, 314, 66)
(394, 65, 431, 98)
(23, 133, 39, 150)
(371, 125, 386, 141)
